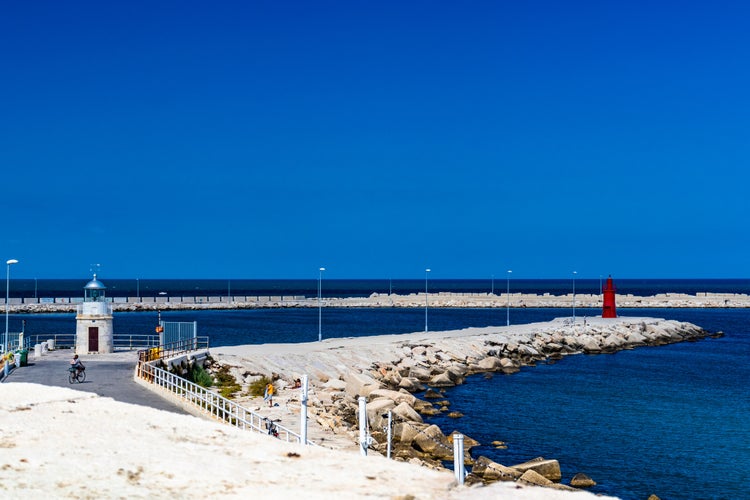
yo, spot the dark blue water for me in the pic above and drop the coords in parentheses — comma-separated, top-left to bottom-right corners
(8, 277, 750, 299)
(423, 308, 749, 500)
(7, 302, 748, 500)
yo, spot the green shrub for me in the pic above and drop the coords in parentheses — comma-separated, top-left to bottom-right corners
(249, 376, 272, 397)
(214, 364, 241, 399)
(189, 364, 214, 388)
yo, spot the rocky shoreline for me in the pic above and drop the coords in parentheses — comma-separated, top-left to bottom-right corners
(4, 290, 750, 314)
(209, 316, 714, 496)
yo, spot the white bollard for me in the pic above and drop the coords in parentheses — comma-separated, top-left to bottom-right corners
(34, 343, 42, 358)
(15, 353, 21, 368)
(300, 375, 309, 445)
(358, 396, 368, 456)
(41, 342, 48, 354)
(386, 410, 393, 459)
(47, 338, 55, 350)
(453, 433, 465, 485)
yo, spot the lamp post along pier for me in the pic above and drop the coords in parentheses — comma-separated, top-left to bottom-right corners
(424, 269, 431, 333)
(5, 259, 19, 353)
(506, 270, 512, 327)
(318, 267, 325, 342)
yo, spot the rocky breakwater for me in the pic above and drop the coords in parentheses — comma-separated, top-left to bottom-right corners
(211, 317, 711, 493)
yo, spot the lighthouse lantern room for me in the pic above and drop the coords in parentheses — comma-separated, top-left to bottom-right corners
(75, 274, 114, 354)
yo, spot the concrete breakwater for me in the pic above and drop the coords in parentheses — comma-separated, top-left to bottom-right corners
(5, 291, 750, 314)
(211, 316, 713, 493)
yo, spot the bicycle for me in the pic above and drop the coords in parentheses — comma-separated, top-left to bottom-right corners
(68, 365, 86, 383)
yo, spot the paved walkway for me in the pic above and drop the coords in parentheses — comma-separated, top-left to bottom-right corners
(2, 348, 188, 415)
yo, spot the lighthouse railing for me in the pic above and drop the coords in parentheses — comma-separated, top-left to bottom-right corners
(76, 302, 113, 316)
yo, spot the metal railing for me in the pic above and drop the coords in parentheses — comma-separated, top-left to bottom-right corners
(5, 334, 161, 352)
(135, 359, 313, 445)
(137, 336, 210, 362)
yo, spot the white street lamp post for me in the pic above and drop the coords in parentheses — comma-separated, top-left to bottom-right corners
(506, 270, 512, 327)
(572, 271, 578, 322)
(5, 259, 19, 353)
(424, 269, 431, 332)
(318, 267, 325, 342)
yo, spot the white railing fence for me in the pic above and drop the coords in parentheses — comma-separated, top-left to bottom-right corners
(135, 360, 315, 446)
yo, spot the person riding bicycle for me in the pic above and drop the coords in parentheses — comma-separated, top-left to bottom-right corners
(71, 354, 84, 376)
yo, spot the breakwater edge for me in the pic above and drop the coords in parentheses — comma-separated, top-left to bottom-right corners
(208, 316, 714, 497)
(5, 290, 750, 314)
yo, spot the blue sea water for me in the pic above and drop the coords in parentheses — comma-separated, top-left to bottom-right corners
(423, 308, 749, 500)
(6, 280, 749, 500)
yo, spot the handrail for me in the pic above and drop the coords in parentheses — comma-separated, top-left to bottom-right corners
(4, 334, 162, 352)
(135, 359, 315, 445)
(137, 336, 210, 362)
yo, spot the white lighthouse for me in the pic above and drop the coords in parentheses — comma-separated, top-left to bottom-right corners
(75, 274, 114, 354)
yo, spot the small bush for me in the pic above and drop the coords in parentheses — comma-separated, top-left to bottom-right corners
(213, 365, 241, 399)
(249, 376, 272, 397)
(189, 364, 214, 388)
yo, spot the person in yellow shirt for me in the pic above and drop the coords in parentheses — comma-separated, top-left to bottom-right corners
(263, 382, 274, 407)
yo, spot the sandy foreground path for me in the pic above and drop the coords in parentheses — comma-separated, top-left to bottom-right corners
(0, 382, 615, 499)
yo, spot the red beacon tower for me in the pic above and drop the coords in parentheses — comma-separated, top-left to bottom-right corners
(602, 275, 617, 318)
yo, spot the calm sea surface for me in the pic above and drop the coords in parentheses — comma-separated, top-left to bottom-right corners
(7, 279, 749, 500)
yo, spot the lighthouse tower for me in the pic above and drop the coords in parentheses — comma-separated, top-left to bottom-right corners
(602, 275, 617, 318)
(75, 274, 114, 354)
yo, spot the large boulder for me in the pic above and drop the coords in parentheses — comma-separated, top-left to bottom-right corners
(391, 401, 423, 424)
(578, 335, 601, 353)
(469, 456, 521, 482)
(365, 398, 396, 431)
(500, 357, 520, 374)
(500, 358, 521, 375)
(570, 472, 596, 488)
(408, 366, 433, 381)
(322, 378, 347, 391)
(392, 421, 426, 445)
(397, 377, 424, 392)
(477, 356, 503, 371)
(518, 469, 553, 487)
(428, 371, 456, 387)
(344, 371, 381, 398)
(511, 457, 562, 482)
(447, 362, 468, 377)
(625, 331, 647, 346)
(601, 334, 625, 351)
(412, 424, 453, 459)
(369, 388, 417, 406)
(518, 344, 540, 357)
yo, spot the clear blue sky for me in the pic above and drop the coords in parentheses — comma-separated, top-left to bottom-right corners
(1, 1, 748, 280)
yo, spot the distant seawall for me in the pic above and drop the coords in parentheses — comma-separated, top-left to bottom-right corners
(4, 291, 750, 313)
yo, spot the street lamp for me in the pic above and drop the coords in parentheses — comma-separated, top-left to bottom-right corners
(572, 271, 578, 322)
(318, 267, 325, 342)
(506, 270, 512, 327)
(424, 269, 431, 332)
(5, 259, 19, 353)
